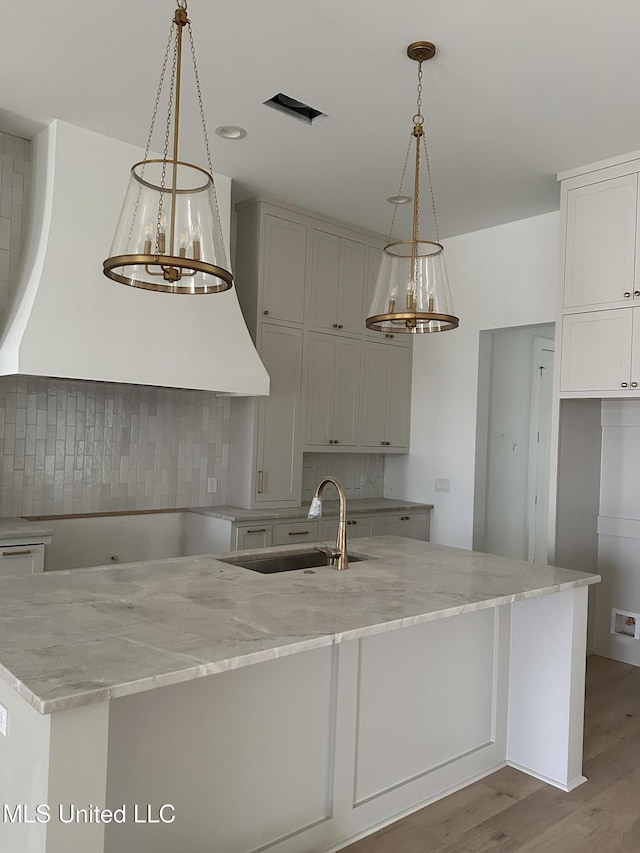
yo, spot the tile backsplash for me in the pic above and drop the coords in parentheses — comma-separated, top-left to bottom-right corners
(0, 376, 230, 517)
(302, 453, 384, 502)
(0, 132, 31, 317)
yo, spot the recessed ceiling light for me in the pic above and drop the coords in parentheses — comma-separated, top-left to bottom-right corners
(215, 125, 247, 140)
(387, 195, 412, 204)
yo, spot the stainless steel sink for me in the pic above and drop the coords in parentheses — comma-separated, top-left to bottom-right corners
(219, 549, 364, 574)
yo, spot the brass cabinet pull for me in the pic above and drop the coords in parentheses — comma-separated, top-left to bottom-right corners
(257, 470, 264, 493)
(625, 292, 632, 298)
(632, 382, 638, 388)
(385, 333, 395, 339)
(289, 531, 310, 536)
(247, 528, 267, 534)
(621, 382, 629, 388)
(2, 549, 32, 557)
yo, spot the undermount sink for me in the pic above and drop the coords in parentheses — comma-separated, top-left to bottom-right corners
(219, 549, 365, 574)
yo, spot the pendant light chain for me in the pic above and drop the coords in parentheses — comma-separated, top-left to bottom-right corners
(187, 22, 226, 254)
(417, 58, 440, 244)
(157, 26, 179, 252)
(387, 135, 414, 244)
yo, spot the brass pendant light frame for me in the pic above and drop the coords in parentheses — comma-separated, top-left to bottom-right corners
(366, 40, 459, 334)
(103, 0, 233, 295)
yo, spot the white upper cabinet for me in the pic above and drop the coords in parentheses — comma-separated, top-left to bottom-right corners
(261, 214, 308, 324)
(560, 308, 634, 392)
(563, 174, 639, 309)
(361, 342, 411, 449)
(309, 230, 365, 334)
(305, 332, 361, 448)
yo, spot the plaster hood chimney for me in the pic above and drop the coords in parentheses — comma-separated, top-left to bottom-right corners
(0, 120, 269, 396)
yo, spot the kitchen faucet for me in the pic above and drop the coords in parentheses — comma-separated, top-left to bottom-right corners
(308, 476, 349, 570)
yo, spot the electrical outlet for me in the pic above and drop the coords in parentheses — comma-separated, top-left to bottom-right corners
(207, 477, 218, 494)
(435, 478, 451, 493)
(0, 702, 8, 736)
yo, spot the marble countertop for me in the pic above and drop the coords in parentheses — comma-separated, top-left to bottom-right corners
(189, 498, 433, 523)
(0, 537, 599, 716)
(0, 518, 53, 542)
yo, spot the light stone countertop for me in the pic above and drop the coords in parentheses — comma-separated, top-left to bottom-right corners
(0, 536, 599, 715)
(0, 518, 53, 542)
(189, 498, 433, 523)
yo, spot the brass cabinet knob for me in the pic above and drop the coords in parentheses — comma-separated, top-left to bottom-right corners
(625, 292, 632, 298)
(352, 519, 357, 525)
(333, 323, 339, 328)
(338, 324, 344, 329)
(334, 439, 339, 444)
(263, 309, 269, 315)
(635, 291, 640, 297)
(632, 382, 638, 388)
(385, 333, 395, 339)
(622, 382, 629, 388)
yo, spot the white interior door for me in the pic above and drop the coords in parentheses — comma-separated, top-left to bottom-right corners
(528, 338, 555, 563)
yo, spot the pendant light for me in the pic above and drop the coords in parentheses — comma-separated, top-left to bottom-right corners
(366, 42, 459, 333)
(103, 0, 232, 294)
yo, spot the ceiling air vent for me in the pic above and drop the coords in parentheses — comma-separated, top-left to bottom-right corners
(263, 93, 327, 125)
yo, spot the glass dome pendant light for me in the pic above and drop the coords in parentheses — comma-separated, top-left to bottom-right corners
(366, 41, 459, 333)
(103, 0, 232, 294)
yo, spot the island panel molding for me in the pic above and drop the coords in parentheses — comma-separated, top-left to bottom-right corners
(0, 538, 599, 852)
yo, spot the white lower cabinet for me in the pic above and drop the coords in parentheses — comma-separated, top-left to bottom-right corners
(321, 514, 378, 542)
(0, 542, 45, 576)
(560, 308, 640, 392)
(274, 520, 320, 546)
(234, 524, 274, 551)
(377, 512, 430, 541)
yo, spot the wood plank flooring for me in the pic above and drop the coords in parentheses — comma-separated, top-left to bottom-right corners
(339, 655, 640, 852)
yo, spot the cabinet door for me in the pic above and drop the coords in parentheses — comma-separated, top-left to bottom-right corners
(305, 332, 336, 446)
(403, 513, 429, 541)
(309, 230, 341, 331)
(384, 345, 411, 449)
(333, 337, 362, 446)
(338, 238, 365, 333)
(560, 309, 632, 392)
(361, 342, 389, 448)
(262, 215, 307, 323)
(631, 307, 640, 390)
(349, 515, 378, 538)
(564, 175, 638, 309)
(0, 543, 45, 575)
(377, 514, 405, 536)
(255, 324, 303, 503)
(234, 524, 274, 551)
(364, 244, 383, 328)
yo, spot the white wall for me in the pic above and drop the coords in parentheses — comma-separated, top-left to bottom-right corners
(384, 211, 559, 547)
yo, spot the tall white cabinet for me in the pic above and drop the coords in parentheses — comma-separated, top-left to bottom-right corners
(230, 198, 413, 509)
(553, 149, 640, 668)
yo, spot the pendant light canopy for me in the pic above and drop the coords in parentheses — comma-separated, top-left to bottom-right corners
(103, 0, 232, 294)
(366, 41, 459, 334)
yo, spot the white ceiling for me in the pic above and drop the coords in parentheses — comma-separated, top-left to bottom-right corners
(3, 0, 640, 239)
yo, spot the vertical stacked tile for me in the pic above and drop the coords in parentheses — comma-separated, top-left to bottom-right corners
(301, 453, 385, 502)
(0, 377, 231, 517)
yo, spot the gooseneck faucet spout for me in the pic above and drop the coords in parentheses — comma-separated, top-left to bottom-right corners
(309, 476, 349, 570)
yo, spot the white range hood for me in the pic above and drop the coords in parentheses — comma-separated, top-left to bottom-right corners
(0, 120, 269, 395)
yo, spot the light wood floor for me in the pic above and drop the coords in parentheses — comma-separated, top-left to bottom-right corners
(339, 655, 640, 852)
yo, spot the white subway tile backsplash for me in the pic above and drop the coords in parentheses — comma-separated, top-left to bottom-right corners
(301, 453, 384, 501)
(0, 377, 231, 517)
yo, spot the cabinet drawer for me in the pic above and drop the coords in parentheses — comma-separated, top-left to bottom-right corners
(234, 524, 274, 551)
(274, 520, 319, 546)
(0, 543, 45, 576)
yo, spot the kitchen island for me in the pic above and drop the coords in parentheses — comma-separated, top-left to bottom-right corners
(0, 536, 599, 853)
